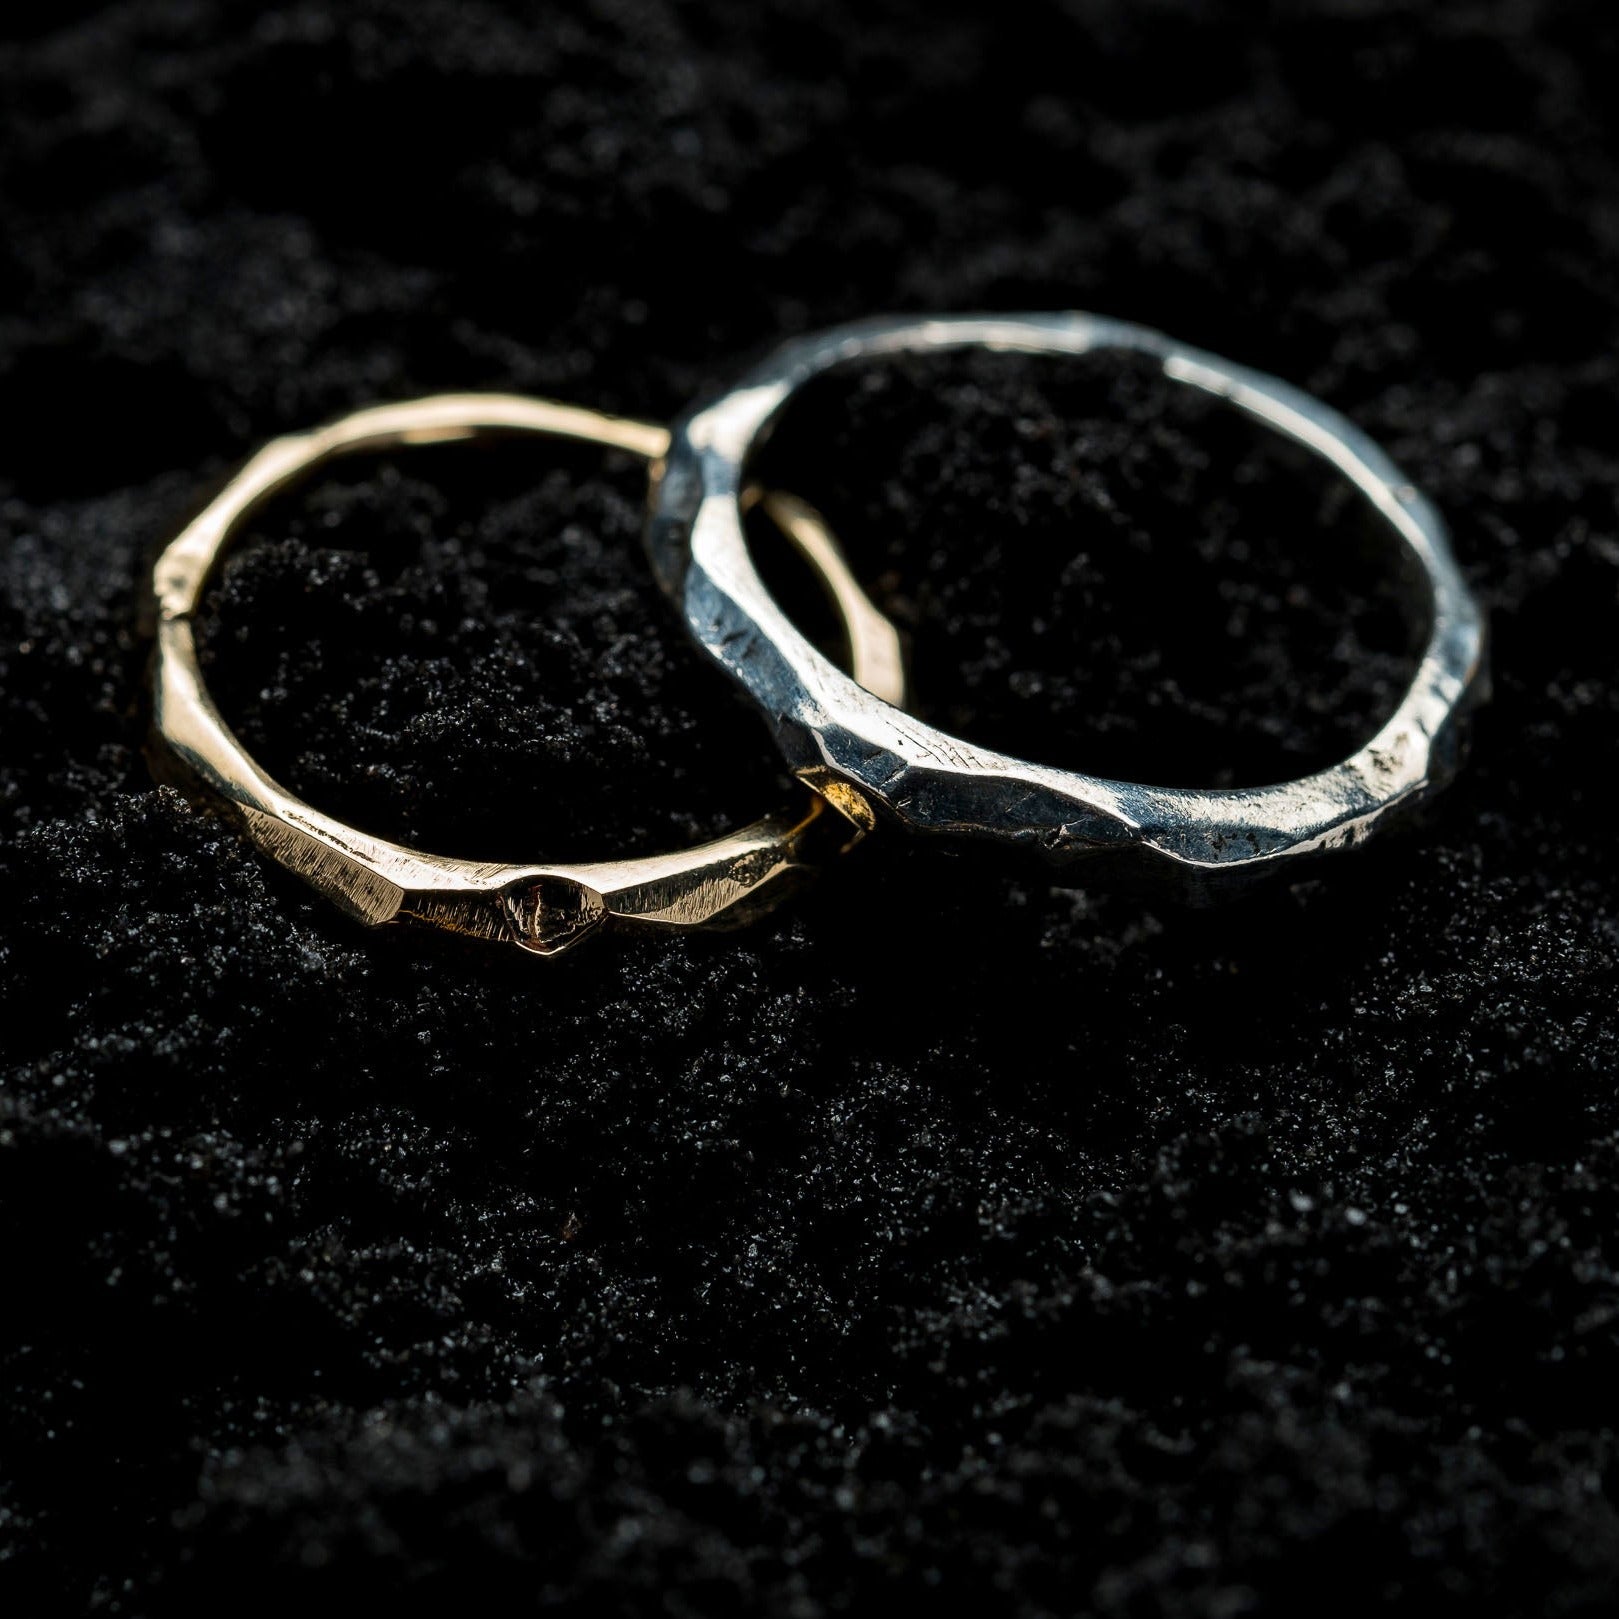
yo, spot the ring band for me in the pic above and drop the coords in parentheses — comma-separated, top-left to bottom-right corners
(148, 394, 904, 956)
(648, 312, 1487, 892)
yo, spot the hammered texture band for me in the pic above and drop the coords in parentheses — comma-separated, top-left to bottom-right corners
(148, 394, 904, 956)
(648, 313, 1488, 892)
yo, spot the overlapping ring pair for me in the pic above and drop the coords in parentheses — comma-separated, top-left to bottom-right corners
(149, 313, 1486, 956)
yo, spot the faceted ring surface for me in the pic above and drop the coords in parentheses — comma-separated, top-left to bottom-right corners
(647, 313, 1488, 891)
(149, 394, 905, 956)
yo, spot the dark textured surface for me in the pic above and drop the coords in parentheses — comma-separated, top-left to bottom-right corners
(2, 1, 1617, 1613)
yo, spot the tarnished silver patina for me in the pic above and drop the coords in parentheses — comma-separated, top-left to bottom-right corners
(648, 312, 1487, 892)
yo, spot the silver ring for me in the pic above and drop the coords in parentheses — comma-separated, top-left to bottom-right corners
(647, 312, 1487, 891)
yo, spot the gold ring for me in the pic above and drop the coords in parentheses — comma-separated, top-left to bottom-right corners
(148, 394, 905, 957)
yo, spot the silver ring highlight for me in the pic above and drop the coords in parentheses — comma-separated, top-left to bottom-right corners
(647, 312, 1488, 892)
